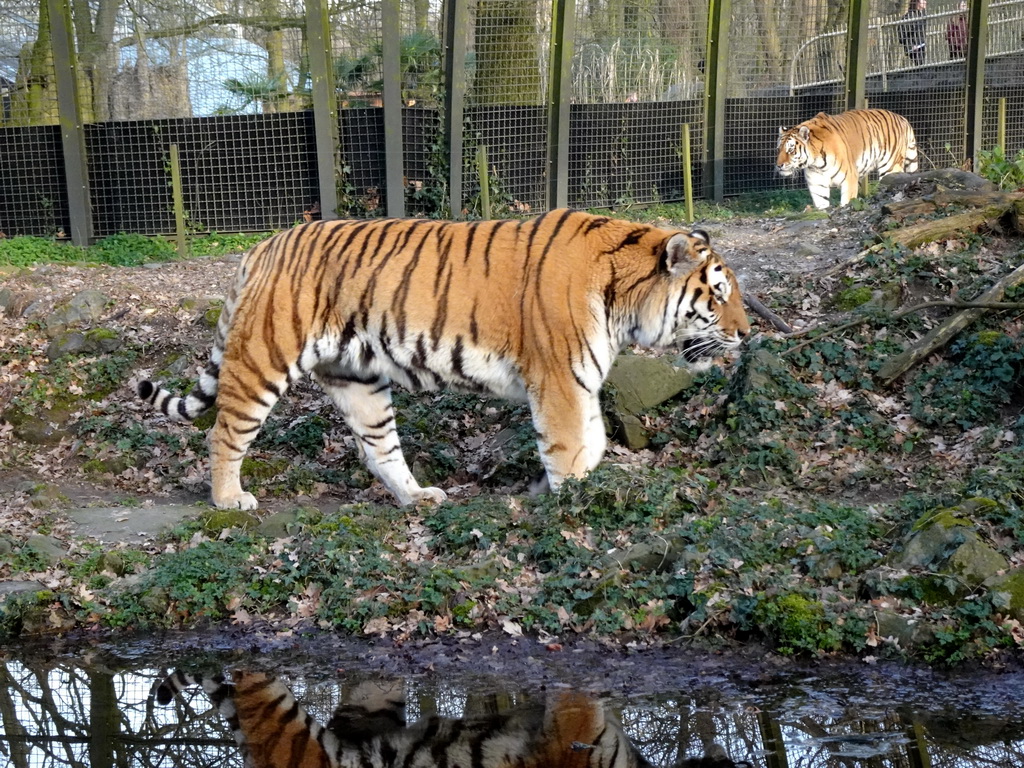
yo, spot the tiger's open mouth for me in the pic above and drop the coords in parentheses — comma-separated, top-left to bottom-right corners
(776, 166, 795, 177)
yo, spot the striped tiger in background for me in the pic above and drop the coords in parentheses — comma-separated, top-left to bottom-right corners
(775, 108, 919, 210)
(152, 669, 751, 768)
(137, 209, 749, 509)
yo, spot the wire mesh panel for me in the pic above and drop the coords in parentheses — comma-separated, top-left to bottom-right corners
(567, 102, 704, 209)
(0, 124, 68, 237)
(332, 0, 386, 218)
(981, 0, 1024, 156)
(568, 0, 707, 208)
(865, 0, 970, 171)
(463, 0, 550, 218)
(84, 0, 317, 235)
(88, 113, 319, 237)
(723, 0, 849, 197)
(400, 0, 445, 217)
(104, 3, 308, 121)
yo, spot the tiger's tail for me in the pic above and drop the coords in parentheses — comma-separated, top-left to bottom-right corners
(137, 264, 244, 423)
(153, 669, 228, 706)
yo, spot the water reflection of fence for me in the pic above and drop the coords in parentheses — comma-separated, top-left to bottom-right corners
(790, 0, 1024, 92)
(3, 660, 1024, 768)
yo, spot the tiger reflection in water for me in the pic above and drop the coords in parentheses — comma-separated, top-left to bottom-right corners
(152, 669, 751, 768)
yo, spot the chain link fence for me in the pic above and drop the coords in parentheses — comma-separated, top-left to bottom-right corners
(0, 0, 1022, 240)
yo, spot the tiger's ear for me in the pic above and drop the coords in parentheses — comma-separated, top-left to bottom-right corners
(798, 125, 811, 141)
(662, 232, 709, 277)
(779, 126, 787, 135)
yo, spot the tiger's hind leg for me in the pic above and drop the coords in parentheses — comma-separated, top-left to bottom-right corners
(208, 367, 291, 510)
(312, 370, 446, 506)
(528, 386, 605, 493)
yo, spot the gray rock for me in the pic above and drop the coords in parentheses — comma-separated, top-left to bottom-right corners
(875, 611, 933, 650)
(614, 413, 650, 450)
(258, 509, 303, 539)
(66, 504, 201, 544)
(4, 292, 42, 318)
(25, 534, 65, 566)
(43, 290, 110, 337)
(986, 568, 1024, 622)
(69, 289, 109, 321)
(10, 414, 71, 445)
(605, 355, 694, 416)
(0, 580, 47, 597)
(45, 328, 121, 359)
(28, 483, 68, 509)
(947, 536, 1008, 586)
(888, 509, 972, 570)
(84, 327, 121, 353)
(46, 331, 88, 360)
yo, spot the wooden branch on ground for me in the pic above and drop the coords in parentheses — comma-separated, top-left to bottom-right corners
(782, 301, 1024, 359)
(744, 294, 793, 333)
(875, 263, 1024, 385)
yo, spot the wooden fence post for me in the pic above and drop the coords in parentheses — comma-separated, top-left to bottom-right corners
(48, 0, 92, 244)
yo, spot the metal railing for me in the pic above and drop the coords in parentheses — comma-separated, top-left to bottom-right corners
(790, 0, 1024, 92)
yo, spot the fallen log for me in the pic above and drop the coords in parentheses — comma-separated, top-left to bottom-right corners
(886, 203, 1015, 249)
(744, 293, 793, 333)
(875, 262, 1024, 385)
(882, 190, 1024, 220)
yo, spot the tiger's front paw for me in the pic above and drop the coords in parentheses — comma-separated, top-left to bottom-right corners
(411, 487, 447, 504)
(214, 492, 259, 511)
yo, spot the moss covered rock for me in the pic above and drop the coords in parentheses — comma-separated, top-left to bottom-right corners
(605, 355, 694, 416)
(199, 508, 260, 533)
(985, 568, 1024, 622)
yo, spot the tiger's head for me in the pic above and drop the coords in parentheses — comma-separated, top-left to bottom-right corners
(776, 124, 815, 177)
(625, 228, 749, 367)
(670, 230, 750, 366)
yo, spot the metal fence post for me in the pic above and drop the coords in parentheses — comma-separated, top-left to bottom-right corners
(845, 0, 870, 110)
(48, 0, 92, 245)
(306, 0, 340, 220)
(443, 0, 468, 218)
(964, 0, 991, 164)
(703, 0, 731, 204)
(382, 0, 405, 218)
(546, 0, 575, 211)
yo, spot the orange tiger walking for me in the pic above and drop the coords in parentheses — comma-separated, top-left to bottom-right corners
(138, 209, 749, 508)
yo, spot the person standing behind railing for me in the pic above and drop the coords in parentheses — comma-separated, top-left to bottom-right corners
(946, 0, 969, 59)
(898, 0, 928, 65)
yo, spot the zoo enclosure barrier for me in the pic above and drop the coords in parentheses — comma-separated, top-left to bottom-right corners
(0, 0, 1022, 244)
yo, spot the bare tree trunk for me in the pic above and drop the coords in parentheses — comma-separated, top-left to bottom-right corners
(0, 665, 30, 768)
(472, 0, 543, 105)
(71, 0, 119, 122)
(10, 0, 58, 126)
(752, 0, 784, 85)
(414, 0, 431, 32)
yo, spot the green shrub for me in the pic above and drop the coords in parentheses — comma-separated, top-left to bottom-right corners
(88, 233, 176, 266)
(976, 146, 1024, 191)
(0, 237, 81, 266)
